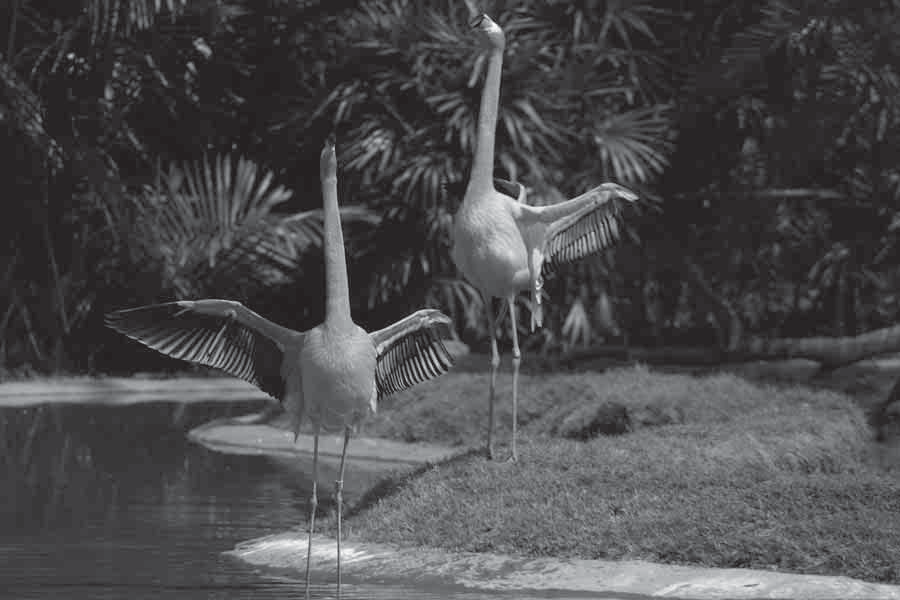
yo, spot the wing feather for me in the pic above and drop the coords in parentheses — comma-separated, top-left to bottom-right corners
(541, 183, 638, 279)
(105, 299, 297, 401)
(370, 309, 456, 400)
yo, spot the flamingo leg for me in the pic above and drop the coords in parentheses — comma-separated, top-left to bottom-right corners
(486, 298, 500, 460)
(507, 296, 520, 462)
(495, 299, 509, 332)
(335, 426, 351, 598)
(305, 427, 320, 599)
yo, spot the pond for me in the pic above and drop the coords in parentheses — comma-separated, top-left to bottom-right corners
(0, 398, 619, 599)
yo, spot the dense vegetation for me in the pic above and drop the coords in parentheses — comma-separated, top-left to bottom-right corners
(2, 0, 900, 374)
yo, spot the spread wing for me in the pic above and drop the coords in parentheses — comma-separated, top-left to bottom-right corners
(525, 183, 639, 279)
(510, 182, 638, 330)
(369, 309, 456, 400)
(105, 299, 299, 401)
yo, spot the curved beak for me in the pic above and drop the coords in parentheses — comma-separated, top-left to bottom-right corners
(470, 13, 486, 28)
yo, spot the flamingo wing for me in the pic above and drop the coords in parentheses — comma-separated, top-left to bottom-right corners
(105, 300, 298, 401)
(519, 182, 639, 279)
(370, 309, 456, 400)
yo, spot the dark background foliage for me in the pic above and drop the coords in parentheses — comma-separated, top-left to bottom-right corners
(2, 0, 900, 375)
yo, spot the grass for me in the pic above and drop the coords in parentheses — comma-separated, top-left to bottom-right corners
(332, 363, 900, 584)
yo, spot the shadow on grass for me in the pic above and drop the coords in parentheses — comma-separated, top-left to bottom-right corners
(331, 364, 900, 584)
(344, 447, 485, 521)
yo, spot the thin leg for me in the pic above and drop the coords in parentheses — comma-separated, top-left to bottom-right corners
(335, 426, 351, 598)
(305, 428, 320, 599)
(486, 299, 500, 460)
(495, 298, 509, 331)
(508, 296, 521, 462)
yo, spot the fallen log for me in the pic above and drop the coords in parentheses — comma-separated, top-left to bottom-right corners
(561, 324, 900, 373)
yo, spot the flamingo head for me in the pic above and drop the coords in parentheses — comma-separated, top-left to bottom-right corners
(471, 13, 505, 50)
(321, 134, 337, 182)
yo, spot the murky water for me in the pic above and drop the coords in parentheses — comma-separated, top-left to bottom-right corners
(0, 399, 624, 599)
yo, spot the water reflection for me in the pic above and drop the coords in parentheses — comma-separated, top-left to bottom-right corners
(0, 399, 316, 598)
(0, 400, 623, 599)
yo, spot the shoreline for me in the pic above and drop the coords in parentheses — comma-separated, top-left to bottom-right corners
(3, 375, 900, 599)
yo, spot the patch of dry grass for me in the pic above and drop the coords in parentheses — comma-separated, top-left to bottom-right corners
(365, 364, 860, 445)
(340, 365, 900, 584)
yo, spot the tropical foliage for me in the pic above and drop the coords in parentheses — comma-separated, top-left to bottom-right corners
(666, 0, 900, 344)
(2, 0, 900, 374)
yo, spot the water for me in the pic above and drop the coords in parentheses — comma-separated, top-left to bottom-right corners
(1, 399, 312, 598)
(0, 399, 623, 599)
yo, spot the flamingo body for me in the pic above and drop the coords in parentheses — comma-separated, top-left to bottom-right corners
(106, 138, 456, 598)
(451, 13, 640, 461)
(452, 188, 531, 300)
(299, 323, 377, 433)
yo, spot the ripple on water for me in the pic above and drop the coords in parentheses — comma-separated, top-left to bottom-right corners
(0, 400, 587, 600)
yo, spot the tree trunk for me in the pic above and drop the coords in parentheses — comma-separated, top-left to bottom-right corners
(561, 323, 900, 371)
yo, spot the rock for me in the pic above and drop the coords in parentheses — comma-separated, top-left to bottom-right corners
(557, 401, 631, 440)
(871, 377, 900, 443)
(630, 402, 685, 429)
(870, 377, 900, 470)
(553, 396, 686, 441)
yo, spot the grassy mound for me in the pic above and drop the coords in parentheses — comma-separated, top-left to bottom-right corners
(340, 365, 900, 584)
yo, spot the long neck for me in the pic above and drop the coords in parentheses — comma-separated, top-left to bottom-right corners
(321, 167, 352, 327)
(465, 43, 504, 197)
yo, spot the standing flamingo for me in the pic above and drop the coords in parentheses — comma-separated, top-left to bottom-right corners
(106, 137, 456, 598)
(451, 13, 640, 461)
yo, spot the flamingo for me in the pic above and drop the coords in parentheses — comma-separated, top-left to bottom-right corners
(451, 13, 640, 461)
(106, 137, 456, 598)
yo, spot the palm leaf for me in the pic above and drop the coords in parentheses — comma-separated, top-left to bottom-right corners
(424, 277, 484, 334)
(561, 296, 593, 350)
(126, 154, 378, 298)
(87, 0, 188, 42)
(593, 105, 673, 183)
(0, 58, 65, 171)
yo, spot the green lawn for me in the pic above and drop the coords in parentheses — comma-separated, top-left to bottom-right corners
(333, 362, 900, 584)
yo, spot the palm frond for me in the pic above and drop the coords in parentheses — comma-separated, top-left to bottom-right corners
(561, 297, 593, 350)
(0, 58, 65, 170)
(124, 154, 377, 298)
(187, 205, 380, 298)
(424, 277, 484, 334)
(593, 105, 673, 183)
(87, 0, 188, 42)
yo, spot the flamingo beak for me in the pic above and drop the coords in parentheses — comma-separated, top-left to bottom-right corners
(470, 13, 486, 28)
